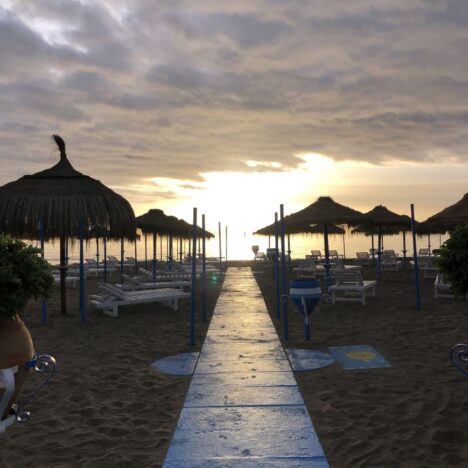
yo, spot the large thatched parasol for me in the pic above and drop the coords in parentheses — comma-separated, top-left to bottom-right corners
(419, 193, 468, 232)
(0, 135, 136, 314)
(137, 209, 214, 262)
(281, 196, 365, 288)
(254, 219, 344, 236)
(359, 205, 414, 273)
(137, 209, 214, 239)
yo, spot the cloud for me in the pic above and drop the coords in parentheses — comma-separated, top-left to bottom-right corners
(0, 0, 467, 202)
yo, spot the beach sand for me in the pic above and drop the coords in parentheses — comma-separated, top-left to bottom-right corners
(0, 269, 222, 468)
(2, 261, 468, 467)
(254, 261, 468, 468)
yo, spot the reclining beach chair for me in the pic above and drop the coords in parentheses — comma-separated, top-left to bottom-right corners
(309, 250, 322, 261)
(293, 259, 318, 278)
(355, 252, 371, 265)
(90, 283, 191, 318)
(329, 250, 343, 260)
(419, 257, 438, 278)
(139, 267, 198, 281)
(329, 270, 377, 305)
(418, 248, 430, 257)
(434, 274, 456, 299)
(381, 252, 401, 271)
(121, 274, 190, 291)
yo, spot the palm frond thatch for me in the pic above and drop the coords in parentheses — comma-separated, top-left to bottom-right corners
(285, 196, 365, 226)
(0, 135, 136, 240)
(419, 193, 468, 232)
(359, 205, 413, 229)
(137, 209, 214, 238)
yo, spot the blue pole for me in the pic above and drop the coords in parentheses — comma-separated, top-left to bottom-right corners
(39, 219, 47, 325)
(218, 222, 222, 274)
(411, 204, 421, 309)
(324, 223, 331, 296)
(144, 232, 148, 270)
(202, 214, 207, 322)
(402, 231, 408, 271)
(103, 237, 107, 283)
(274, 213, 280, 320)
(377, 225, 382, 281)
(152, 233, 157, 283)
(96, 237, 100, 270)
(191, 208, 198, 346)
(134, 238, 138, 276)
(79, 219, 86, 323)
(280, 204, 288, 340)
(120, 238, 124, 283)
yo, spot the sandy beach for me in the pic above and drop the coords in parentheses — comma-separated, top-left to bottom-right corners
(2, 261, 468, 467)
(1, 270, 222, 468)
(254, 261, 468, 467)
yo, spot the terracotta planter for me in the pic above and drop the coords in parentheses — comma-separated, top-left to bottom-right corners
(0, 316, 34, 419)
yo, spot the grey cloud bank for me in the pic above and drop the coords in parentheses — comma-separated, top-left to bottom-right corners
(0, 0, 467, 192)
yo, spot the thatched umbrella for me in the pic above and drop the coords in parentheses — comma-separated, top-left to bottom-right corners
(137, 209, 213, 261)
(420, 193, 468, 231)
(282, 196, 365, 288)
(418, 194, 468, 251)
(0, 135, 136, 314)
(254, 221, 346, 260)
(359, 205, 413, 275)
(351, 224, 400, 262)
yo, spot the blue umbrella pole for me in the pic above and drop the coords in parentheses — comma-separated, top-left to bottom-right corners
(134, 238, 138, 276)
(96, 238, 100, 270)
(79, 219, 86, 323)
(39, 219, 47, 325)
(191, 208, 198, 346)
(377, 226, 382, 280)
(202, 214, 207, 322)
(402, 231, 408, 270)
(152, 233, 157, 283)
(103, 237, 108, 283)
(411, 204, 421, 309)
(274, 212, 280, 320)
(120, 238, 124, 283)
(280, 204, 288, 340)
(218, 222, 222, 274)
(323, 224, 331, 296)
(144, 232, 148, 270)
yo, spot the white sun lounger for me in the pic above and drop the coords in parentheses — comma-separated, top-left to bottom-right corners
(329, 270, 377, 305)
(90, 283, 191, 318)
(138, 267, 196, 281)
(121, 274, 190, 291)
(355, 252, 372, 265)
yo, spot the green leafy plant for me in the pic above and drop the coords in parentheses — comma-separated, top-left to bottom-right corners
(0, 234, 54, 320)
(437, 224, 468, 296)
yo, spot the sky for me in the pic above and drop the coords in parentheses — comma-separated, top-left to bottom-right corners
(1, 0, 468, 239)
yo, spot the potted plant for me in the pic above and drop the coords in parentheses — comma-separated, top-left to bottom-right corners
(0, 234, 54, 419)
(437, 224, 468, 296)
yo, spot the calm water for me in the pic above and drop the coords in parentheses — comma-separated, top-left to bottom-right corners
(34, 229, 448, 265)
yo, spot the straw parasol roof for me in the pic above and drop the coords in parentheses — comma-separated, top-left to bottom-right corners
(0, 135, 136, 240)
(254, 220, 344, 236)
(359, 205, 413, 229)
(351, 225, 402, 236)
(137, 209, 214, 238)
(285, 196, 365, 226)
(418, 193, 468, 232)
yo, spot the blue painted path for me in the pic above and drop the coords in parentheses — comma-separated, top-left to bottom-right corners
(163, 267, 329, 467)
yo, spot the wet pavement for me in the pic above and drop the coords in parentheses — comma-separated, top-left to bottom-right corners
(163, 267, 329, 467)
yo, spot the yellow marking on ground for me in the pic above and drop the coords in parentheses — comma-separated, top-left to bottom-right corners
(345, 351, 376, 361)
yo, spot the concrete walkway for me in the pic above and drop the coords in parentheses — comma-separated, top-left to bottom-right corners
(163, 267, 329, 467)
